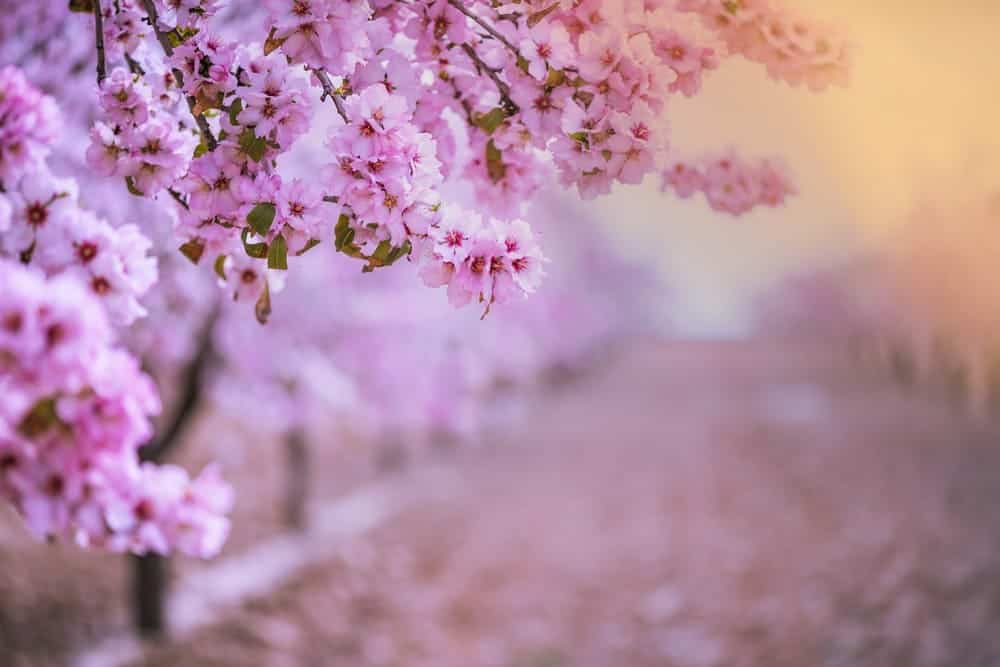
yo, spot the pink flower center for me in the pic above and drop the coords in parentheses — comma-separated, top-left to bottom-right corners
(26, 203, 47, 227)
(91, 276, 112, 295)
(44, 474, 65, 497)
(45, 324, 65, 348)
(134, 499, 155, 521)
(2, 312, 23, 333)
(0, 453, 19, 471)
(76, 241, 99, 263)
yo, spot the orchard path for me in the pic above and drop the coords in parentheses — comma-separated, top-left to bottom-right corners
(133, 339, 1000, 667)
(33, 340, 1000, 666)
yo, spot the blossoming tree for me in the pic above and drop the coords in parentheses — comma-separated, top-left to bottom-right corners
(1, 0, 850, 562)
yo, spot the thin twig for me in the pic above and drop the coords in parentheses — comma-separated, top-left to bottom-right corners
(311, 68, 350, 124)
(93, 0, 107, 85)
(124, 52, 146, 76)
(448, 0, 520, 56)
(140, 0, 218, 151)
(167, 187, 190, 210)
(459, 43, 519, 114)
(140, 0, 176, 57)
(445, 76, 475, 125)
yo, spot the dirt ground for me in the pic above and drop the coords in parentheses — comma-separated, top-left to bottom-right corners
(5, 339, 1000, 666)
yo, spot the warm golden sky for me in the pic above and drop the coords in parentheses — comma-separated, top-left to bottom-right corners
(586, 0, 1000, 335)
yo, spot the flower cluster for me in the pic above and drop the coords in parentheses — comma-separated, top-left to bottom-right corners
(100, 0, 151, 61)
(661, 153, 796, 215)
(2, 74, 157, 326)
(325, 85, 442, 249)
(0, 263, 231, 557)
(262, 0, 382, 73)
(68, 0, 844, 322)
(420, 206, 547, 315)
(169, 31, 238, 110)
(0, 65, 59, 181)
(678, 0, 851, 91)
(88, 68, 196, 197)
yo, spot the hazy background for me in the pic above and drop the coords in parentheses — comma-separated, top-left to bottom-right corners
(594, 0, 1000, 336)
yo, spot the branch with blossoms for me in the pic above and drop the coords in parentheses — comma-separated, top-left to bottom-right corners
(0, 66, 232, 558)
(68, 0, 848, 323)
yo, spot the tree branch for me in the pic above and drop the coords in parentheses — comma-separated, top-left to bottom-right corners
(459, 43, 520, 115)
(448, 0, 520, 56)
(140, 0, 219, 152)
(167, 187, 190, 211)
(311, 68, 350, 124)
(93, 0, 107, 85)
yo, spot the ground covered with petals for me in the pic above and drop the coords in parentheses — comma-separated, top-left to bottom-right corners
(124, 341, 1000, 667)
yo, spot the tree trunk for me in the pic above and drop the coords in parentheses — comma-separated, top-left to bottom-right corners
(284, 428, 309, 531)
(131, 553, 168, 637)
(129, 308, 217, 639)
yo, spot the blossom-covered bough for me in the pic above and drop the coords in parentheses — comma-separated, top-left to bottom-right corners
(1, 0, 849, 561)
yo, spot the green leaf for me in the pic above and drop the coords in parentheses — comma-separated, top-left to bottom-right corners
(485, 140, 506, 183)
(295, 238, 321, 256)
(545, 68, 566, 88)
(263, 28, 286, 55)
(124, 176, 145, 197)
(473, 108, 507, 135)
(240, 228, 269, 259)
(213, 254, 228, 280)
(267, 234, 288, 270)
(193, 138, 209, 158)
(178, 239, 205, 264)
(239, 128, 268, 162)
(18, 398, 60, 438)
(166, 27, 199, 48)
(334, 214, 354, 251)
(255, 280, 271, 325)
(68, 0, 94, 13)
(246, 202, 277, 236)
(228, 98, 243, 126)
(385, 240, 412, 265)
(370, 240, 393, 265)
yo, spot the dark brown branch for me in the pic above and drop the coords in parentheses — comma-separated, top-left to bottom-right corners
(448, 0, 520, 55)
(140, 0, 176, 57)
(167, 187, 190, 211)
(445, 77, 475, 124)
(93, 0, 108, 85)
(139, 307, 218, 463)
(284, 428, 309, 531)
(140, 0, 218, 151)
(459, 43, 520, 114)
(124, 52, 146, 76)
(311, 68, 350, 124)
(131, 554, 168, 637)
